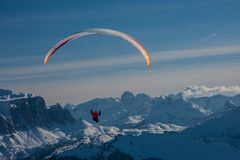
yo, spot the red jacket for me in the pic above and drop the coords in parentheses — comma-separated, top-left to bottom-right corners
(92, 111, 99, 119)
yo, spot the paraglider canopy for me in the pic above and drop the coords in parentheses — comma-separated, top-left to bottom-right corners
(44, 28, 152, 68)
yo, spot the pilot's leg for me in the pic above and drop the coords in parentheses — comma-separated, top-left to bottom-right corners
(93, 117, 98, 123)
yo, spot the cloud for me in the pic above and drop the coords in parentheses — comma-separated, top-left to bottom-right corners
(0, 55, 42, 65)
(153, 44, 240, 61)
(200, 33, 217, 42)
(182, 85, 240, 98)
(1, 44, 240, 82)
(4, 63, 240, 105)
(0, 55, 142, 76)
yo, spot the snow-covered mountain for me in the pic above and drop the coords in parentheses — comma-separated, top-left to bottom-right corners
(0, 86, 240, 159)
(69, 91, 205, 127)
(68, 89, 240, 128)
(181, 85, 240, 98)
(0, 89, 77, 159)
(61, 103, 240, 160)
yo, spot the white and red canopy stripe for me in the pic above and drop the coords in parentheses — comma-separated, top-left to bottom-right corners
(44, 28, 152, 68)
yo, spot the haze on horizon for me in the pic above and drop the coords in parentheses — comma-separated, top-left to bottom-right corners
(0, 0, 240, 105)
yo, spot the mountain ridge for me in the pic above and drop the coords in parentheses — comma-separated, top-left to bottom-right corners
(1, 87, 240, 159)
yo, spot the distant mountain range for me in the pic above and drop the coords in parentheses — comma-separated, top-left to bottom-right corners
(67, 89, 240, 127)
(0, 86, 240, 159)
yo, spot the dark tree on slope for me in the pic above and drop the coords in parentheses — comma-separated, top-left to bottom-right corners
(46, 156, 83, 160)
(142, 158, 162, 160)
(106, 149, 134, 160)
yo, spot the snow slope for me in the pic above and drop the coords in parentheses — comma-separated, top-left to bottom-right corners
(107, 133, 240, 160)
(0, 127, 67, 159)
(93, 106, 240, 160)
(1, 87, 240, 159)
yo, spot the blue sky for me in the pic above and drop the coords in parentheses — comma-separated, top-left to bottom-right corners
(0, 0, 240, 105)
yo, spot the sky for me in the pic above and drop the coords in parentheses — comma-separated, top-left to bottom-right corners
(0, 0, 240, 105)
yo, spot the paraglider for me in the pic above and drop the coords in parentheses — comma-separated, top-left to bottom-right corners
(43, 28, 152, 123)
(44, 28, 152, 68)
(91, 109, 101, 123)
